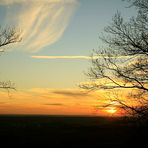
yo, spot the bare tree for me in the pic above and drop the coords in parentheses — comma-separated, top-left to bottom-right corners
(81, 0, 148, 121)
(0, 26, 21, 90)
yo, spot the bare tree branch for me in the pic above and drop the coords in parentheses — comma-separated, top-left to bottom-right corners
(0, 26, 21, 90)
(81, 0, 148, 122)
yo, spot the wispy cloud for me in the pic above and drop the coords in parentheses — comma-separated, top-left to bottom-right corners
(44, 103, 64, 106)
(0, 102, 6, 104)
(1, 0, 78, 52)
(52, 90, 90, 97)
(0, 0, 78, 5)
(29, 88, 92, 100)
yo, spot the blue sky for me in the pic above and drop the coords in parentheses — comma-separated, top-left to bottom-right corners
(0, 0, 136, 89)
(0, 0, 138, 115)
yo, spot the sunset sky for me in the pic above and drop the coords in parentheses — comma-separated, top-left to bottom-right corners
(0, 0, 136, 115)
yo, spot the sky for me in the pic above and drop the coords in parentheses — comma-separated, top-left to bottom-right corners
(0, 0, 136, 115)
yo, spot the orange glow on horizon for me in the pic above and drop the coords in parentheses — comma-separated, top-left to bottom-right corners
(0, 88, 133, 116)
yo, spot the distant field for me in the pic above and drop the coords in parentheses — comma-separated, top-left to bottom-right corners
(0, 115, 147, 146)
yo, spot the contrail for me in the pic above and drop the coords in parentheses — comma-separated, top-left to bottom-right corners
(31, 55, 131, 60)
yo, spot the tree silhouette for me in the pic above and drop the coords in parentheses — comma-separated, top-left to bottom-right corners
(0, 26, 21, 90)
(81, 0, 148, 122)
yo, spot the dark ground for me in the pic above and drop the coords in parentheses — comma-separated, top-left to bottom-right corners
(0, 115, 147, 147)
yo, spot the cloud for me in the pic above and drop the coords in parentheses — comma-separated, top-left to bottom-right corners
(52, 90, 90, 97)
(1, 0, 78, 52)
(29, 88, 92, 99)
(31, 55, 132, 60)
(0, 102, 6, 104)
(31, 55, 92, 60)
(44, 103, 64, 106)
(0, 0, 77, 5)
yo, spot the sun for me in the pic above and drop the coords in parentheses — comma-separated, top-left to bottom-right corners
(105, 107, 117, 114)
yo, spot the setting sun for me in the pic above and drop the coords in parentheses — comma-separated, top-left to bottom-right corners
(105, 107, 117, 114)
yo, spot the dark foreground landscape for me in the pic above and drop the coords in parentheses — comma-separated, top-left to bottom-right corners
(0, 115, 147, 147)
